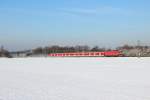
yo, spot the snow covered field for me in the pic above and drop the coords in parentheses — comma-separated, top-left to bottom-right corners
(0, 57, 150, 100)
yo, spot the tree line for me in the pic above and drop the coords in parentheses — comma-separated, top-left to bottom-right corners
(1, 44, 150, 57)
(32, 45, 112, 54)
(0, 46, 12, 57)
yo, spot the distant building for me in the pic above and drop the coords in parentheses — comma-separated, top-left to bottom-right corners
(118, 46, 150, 57)
(10, 50, 33, 58)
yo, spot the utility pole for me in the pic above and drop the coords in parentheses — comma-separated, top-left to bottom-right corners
(137, 40, 141, 57)
(137, 40, 141, 47)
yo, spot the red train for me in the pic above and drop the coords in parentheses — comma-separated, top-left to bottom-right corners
(48, 50, 123, 57)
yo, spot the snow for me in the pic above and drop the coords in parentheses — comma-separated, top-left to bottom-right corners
(0, 57, 150, 100)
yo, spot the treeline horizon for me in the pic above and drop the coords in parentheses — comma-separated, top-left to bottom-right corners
(31, 44, 150, 54)
(1, 44, 150, 53)
(1, 44, 150, 57)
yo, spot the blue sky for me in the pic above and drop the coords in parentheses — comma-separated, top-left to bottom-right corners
(0, 0, 150, 51)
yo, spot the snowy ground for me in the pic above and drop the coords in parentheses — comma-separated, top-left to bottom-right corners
(0, 57, 150, 100)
